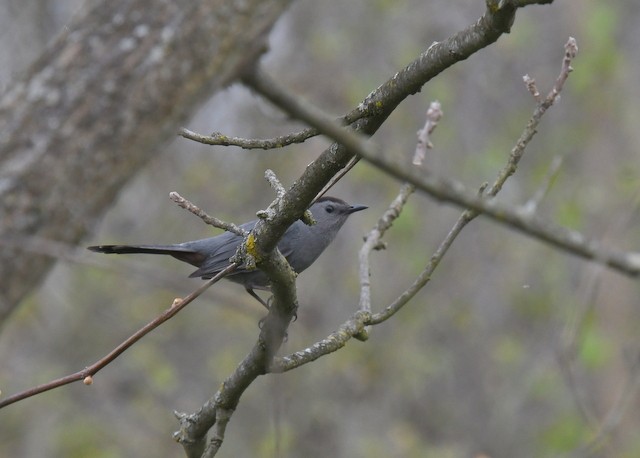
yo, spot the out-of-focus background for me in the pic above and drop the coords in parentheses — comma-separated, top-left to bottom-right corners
(2, 1, 640, 457)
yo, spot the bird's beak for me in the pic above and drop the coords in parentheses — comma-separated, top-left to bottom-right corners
(348, 204, 368, 214)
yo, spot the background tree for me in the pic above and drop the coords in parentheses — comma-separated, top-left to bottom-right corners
(2, 0, 640, 457)
(0, 0, 293, 323)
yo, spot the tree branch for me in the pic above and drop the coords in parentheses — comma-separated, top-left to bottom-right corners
(175, 2, 555, 454)
(170, 191, 247, 236)
(0, 264, 236, 410)
(244, 38, 640, 281)
(0, 0, 295, 325)
(270, 35, 611, 380)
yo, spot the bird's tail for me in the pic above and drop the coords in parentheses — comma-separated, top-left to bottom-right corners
(87, 244, 204, 267)
(88, 244, 183, 255)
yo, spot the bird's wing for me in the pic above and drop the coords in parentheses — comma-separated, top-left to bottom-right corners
(188, 220, 302, 279)
(186, 220, 255, 279)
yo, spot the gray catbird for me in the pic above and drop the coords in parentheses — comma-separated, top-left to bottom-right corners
(88, 196, 367, 306)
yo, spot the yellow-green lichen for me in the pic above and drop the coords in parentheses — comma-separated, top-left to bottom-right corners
(245, 233, 257, 256)
(486, 0, 500, 14)
(244, 233, 260, 270)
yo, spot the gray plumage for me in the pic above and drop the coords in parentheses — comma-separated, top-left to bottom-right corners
(88, 197, 367, 305)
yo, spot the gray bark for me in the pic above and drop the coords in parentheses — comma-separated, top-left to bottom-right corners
(0, 0, 293, 325)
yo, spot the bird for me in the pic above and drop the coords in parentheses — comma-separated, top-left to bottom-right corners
(88, 197, 367, 306)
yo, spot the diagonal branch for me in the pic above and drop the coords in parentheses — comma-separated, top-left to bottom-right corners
(0, 264, 236, 410)
(271, 36, 613, 376)
(175, 2, 555, 455)
(243, 39, 640, 279)
(170, 192, 248, 236)
(238, 0, 527, 236)
(0, 194, 247, 410)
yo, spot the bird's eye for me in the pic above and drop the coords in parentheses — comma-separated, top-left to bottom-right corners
(325, 205, 334, 213)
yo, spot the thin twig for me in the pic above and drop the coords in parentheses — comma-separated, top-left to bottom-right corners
(245, 41, 640, 278)
(169, 191, 247, 236)
(264, 169, 286, 198)
(356, 101, 443, 339)
(178, 127, 317, 149)
(256, 171, 314, 225)
(372, 36, 579, 323)
(313, 155, 360, 203)
(178, 109, 365, 150)
(273, 36, 585, 370)
(357, 183, 415, 322)
(0, 264, 237, 410)
(180, 7, 575, 451)
(489, 37, 577, 197)
(413, 101, 443, 165)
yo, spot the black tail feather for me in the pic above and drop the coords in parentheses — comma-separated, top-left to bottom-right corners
(87, 244, 205, 267)
(88, 244, 187, 255)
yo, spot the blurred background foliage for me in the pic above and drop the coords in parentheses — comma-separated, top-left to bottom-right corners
(2, 0, 640, 457)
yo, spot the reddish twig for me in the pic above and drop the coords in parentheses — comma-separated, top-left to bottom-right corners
(0, 264, 237, 410)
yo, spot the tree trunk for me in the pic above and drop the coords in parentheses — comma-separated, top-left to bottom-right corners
(0, 0, 293, 325)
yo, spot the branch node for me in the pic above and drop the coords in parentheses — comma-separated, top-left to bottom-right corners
(353, 329, 370, 342)
(523, 74, 541, 101)
(373, 240, 387, 251)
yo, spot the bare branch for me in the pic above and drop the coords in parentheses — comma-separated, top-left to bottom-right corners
(245, 39, 640, 279)
(270, 36, 590, 373)
(413, 101, 443, 165)
(179, 115, 361, 150)
(523, 74, 542, 102)
(0, 264, 236, 410)
(356, 183, 416, 338)
(0, 0, 294, 324)
(169, 192, 247, 236)
(177, 3, 557, 454)
(270, 311, 371, 372)
(175, 192, 302, 457)
(372, 37, 580, 322)
(178, 127, 321, 150)
(313, 156, 361, 203)
(356, 101, 443, 337)
(264, 169, 286, 199)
